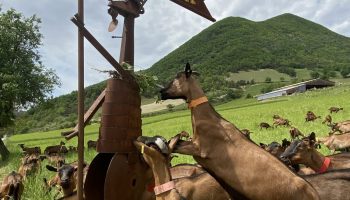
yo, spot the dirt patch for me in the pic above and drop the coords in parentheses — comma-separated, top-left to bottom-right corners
(141, 99, 185, 114)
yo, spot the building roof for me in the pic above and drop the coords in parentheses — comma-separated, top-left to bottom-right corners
(257, 79, 335, 97)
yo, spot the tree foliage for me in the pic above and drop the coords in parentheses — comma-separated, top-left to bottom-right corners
(310, 71, 320, 79)
(0, 8, 60, 128)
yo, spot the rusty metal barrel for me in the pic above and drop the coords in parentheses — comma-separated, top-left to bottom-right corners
(85, 77, 148, 200)
(97, 77, 141, 153)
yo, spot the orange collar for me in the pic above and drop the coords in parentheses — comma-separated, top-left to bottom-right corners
(188, 96, 208, 109)
(317, 157, 331, 173)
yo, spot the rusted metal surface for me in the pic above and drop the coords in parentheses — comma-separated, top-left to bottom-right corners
(170, 0, 216, 22)
(84, 153, 114, 200)
(63, 89, 106, 140)
(97, 78, 141, 153)
(77, 0, 84, 199)
(108, 0, 141, 17)
(73, 1, 216, 199)
(119, 16, 135, 65)
(104, 153, 148, 200)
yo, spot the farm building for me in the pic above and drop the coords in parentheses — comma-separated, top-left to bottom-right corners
(257, 79, 335, 101)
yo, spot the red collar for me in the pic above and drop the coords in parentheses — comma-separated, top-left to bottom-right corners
(188, 96, 208, 109)
(316, 157, 331, 173)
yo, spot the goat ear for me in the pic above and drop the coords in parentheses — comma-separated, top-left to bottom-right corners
(46, 165, 57, 172)
(309, 132, 316, 140)
(282, 139, 290, 148)
(309, 132, 316, 145)
(184, 62, 192, 78)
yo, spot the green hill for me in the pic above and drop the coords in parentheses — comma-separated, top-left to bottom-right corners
(12, 13, 350, 134)
(146, 13, 350, 83)
(14, 81, 107, 133)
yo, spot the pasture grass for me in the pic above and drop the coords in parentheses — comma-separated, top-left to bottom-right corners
(1, 79, 350, 199)
(228, 68, 292, 82)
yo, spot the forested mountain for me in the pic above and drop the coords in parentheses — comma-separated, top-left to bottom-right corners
(14, 13, 350, 133)
(146, 13, 350, 83)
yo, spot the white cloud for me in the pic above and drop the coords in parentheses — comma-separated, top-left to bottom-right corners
(1, 0, 349, 96)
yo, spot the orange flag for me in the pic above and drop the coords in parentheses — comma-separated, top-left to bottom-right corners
(170, 0, 216, 22)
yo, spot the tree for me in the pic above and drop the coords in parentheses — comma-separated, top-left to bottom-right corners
(310, 71, 320, 79)
(0, 8, 60, 160)
(340, 67, 350, 78)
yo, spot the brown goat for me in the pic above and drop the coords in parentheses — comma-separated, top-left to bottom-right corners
(160, 64, 320, 200)
(322, 115, 332, 125)
(259, 122, 272, 130)
(328, 120, 350, 134)
(303, 169, 350, 200)
(317, 132, 350, 153)
(46, 154, 66, 168)
(329, 107, 343, 114)
(289, 127, 304, 139)
(18, 144, 41, 155)
(305, 111, 321, 122)
(18, 154, 42, 179)
(0, 171, 24, 200)
(281, 133, 350, 173)
(134, 136, 231, 200)
(44, 162, 89, 200)
(264, 139, 291, 158)
(44, 141, 68, 155)
(87, 140, 97, 149)
(273, 118, 291, 127)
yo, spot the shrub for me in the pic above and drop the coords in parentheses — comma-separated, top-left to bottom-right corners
(265, 77, 272, 83)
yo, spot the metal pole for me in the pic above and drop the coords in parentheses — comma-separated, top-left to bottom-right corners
(119, 15, 135, 65)
(77, 0, 84, 199)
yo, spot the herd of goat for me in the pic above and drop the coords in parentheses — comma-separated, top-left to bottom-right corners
(2, 65, 350, 199)
(0, 140, 97, 199)
(132, 106, 350, 200)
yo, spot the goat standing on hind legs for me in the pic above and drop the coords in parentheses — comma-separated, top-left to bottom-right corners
(160, 63, 320, 200)
(133, 136, 231, 200)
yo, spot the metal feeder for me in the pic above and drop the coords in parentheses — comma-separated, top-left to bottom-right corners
(67, 0, 215, 199)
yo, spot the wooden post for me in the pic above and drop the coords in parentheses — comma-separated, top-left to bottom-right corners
(77, 0, 84, 199)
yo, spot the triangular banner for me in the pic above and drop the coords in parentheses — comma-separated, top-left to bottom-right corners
(170, 0, 216, 22)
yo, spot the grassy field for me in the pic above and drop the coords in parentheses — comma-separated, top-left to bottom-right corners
(227, 68, 314, 83)
(1, 79, 350, 199)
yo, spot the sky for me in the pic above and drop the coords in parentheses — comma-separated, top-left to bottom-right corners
(1, 0, 350, 97)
